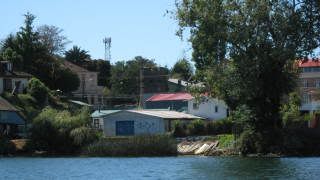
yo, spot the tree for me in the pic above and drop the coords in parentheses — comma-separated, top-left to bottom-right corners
(37, 25, 71, 55)
(171, 58, 193, 80)
(54, 68, 80, 93)
(65, 46, 90, 63)
(16, 12, 48, 70)
(1, 48, 23, 70)
(81, 59, 111, 87)
(110, 56, 169, 96)
(175, 0, 320, 153)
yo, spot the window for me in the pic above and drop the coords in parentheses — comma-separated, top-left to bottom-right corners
(93, 119, 100, 128)
(3, 78, 12, 91)
(303, 93, 312, 103)
(316, 80, 320, 88)
(303, 80, 308, 87)
(193, 103, 199, 110)
(215, 106, 218, 113)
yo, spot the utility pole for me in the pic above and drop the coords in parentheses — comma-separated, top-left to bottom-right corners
(139, 62, 144, 109)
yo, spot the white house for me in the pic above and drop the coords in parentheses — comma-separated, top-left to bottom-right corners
(0, 61, 32, 94)
(188, 97, 229, 120)
(91, 109, 203, 136)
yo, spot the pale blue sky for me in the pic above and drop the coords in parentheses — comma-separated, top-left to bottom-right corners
(0, 0, 192, 67)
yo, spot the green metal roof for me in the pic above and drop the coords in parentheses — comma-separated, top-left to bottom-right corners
(91, 110, 122, 118)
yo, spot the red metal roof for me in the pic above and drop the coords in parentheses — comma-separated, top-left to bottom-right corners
(298, 58, 320, 67)
(146, 93, 193, 102)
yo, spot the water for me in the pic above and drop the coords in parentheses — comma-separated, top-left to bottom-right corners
(0, 157, 319, 180)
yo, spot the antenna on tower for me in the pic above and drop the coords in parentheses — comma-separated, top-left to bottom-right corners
(103, 37, 111, 61)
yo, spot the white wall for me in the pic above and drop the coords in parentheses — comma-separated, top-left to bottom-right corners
(92, 117, 104, 129)
(0, 77, 29, 94)
(103, 111, 165, 136)
(12, 78, 29, 93)
(188, 98, 228, 120)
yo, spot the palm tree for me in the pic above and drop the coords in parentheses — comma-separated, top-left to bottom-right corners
(65, 46, 90, 63)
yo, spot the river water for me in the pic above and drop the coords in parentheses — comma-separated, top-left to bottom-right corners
(0, 157, 319, 179)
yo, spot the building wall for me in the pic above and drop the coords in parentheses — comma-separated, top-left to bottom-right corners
(0, 77, 29, 94)
(298, 72, 320, 111)
(91, 117, 104, 129)
(102, 111, 165, 136)
(187, 98, 228, 120)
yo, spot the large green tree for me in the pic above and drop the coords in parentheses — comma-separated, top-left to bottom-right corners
(171, 58, 193, 80)
(176, 0, 320, 153)
(0, 13, 80, 92)
(110, 56, 169, 96)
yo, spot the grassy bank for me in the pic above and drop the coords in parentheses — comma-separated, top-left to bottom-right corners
(82, 135, 177, 157)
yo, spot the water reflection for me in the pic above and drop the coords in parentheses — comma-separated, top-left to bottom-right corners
(0, 157, 320, 179)
(188, 157, 319, 179)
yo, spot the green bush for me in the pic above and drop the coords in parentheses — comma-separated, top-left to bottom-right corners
(206, 118, 233, 135)
(70, 127, 99, 146)
(0, 136, 16, 155)
(173, 120, 187, 137)
(27, 78, 49, 104)
(29, 107, 98, 154)
(187, 119, 206, 135)
(238, 129, 261, 155)
(83, 135, 177, 156)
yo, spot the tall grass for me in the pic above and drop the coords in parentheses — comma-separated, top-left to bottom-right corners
(82, 135, 177, 157)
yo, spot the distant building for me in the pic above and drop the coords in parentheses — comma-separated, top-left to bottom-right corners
(145, 92, 229, 120)
(63, 60, 105, 108)
(298, 59, 320, 113)
(0, 61, 32, 94)
(145, 92, 193, 111)
(187, 97, 229, 120)
(0, 96, 25, 137)
(91, 109, 202, 136)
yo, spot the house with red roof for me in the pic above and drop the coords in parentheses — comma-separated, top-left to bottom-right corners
(298, 58, 320, 113)
(145, 92, 193, 111)
(145, 92, 229, 120)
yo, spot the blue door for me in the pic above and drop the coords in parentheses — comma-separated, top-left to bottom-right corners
(116, 121, 134, 136)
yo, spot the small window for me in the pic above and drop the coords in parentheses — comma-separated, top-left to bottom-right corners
(303, 93, 311, 103)
(93, 119, 100, 128)
(193, 103, 199, 110)
(316, 80, 320, 88)
(303, 80, 308, 87)
(215, 106, 218, 113)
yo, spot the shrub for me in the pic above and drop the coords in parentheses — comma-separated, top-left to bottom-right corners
(173, 120, 187, 137)
(238, 129, 260, 155)
(0, 136, 16, 155)
(206, 118, 233, 135)
(187, 119, 206, 135)
(27, 78, 49, 104)
(217, 134, 234, 149)
(70, 127, 99, 146)
(83, 135, 177, 156)
(29, 107, 97, 154)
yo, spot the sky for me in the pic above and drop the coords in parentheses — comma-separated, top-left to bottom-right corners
(0, 0, 192, 68)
